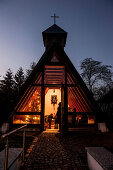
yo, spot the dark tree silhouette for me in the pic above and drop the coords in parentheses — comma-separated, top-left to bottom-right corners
(0, 62, 35, 125)
(80, 58, 113, 99)
(14, 67, 25, 92)
(0, 68, 14, 95)
(0, 69, 15, 124)
(26, 62, 36, 78)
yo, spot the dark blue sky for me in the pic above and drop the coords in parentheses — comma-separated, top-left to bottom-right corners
(0, 0, 113, 78)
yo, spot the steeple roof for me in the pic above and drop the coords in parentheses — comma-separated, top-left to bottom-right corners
(42, 24, 67, 48)
(42, 24, 67, 34)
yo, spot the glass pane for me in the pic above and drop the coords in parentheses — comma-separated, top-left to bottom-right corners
(68, 87, 92, 112)
(18, 87, 41, 112)
(67, 73, 75, 84)
(88, 115, 95, 124)
(13, 115, 40, 124)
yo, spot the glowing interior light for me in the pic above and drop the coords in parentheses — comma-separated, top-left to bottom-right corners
(13, 115, 40, 124)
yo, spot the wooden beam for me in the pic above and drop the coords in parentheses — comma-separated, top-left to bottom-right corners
(33, 84, 76, 87)
(41, 67, 45, 131)
(15, 112, 41, 115)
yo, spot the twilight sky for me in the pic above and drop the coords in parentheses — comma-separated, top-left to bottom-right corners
(0, 0, 113, 78)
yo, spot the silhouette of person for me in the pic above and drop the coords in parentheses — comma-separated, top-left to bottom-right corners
(56, 102, 61, 131)
(48, 114, 53, 129)
(72, 108, 77, 125)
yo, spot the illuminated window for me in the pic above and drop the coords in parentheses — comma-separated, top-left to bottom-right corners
(13, 115, 40, 124)
(67, 73, 75, 84)
(18, 87, 41, 112)
(68, 87, 92, 112)
(76, 115, 82, 122)
(88, 115, 95, 124)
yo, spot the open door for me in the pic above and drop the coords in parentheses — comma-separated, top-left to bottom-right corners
(44, 87, 61, 130)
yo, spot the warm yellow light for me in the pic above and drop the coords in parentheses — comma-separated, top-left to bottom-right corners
(35, 117, 37, 120)
(38, 117, 40, 120)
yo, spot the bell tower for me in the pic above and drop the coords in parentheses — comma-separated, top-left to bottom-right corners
(42, 24, 67, 50)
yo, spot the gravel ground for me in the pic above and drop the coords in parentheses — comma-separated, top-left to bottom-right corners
(19, 128, 113, 170)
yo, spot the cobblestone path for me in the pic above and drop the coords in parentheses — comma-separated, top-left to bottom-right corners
(23, 132, 88, 170)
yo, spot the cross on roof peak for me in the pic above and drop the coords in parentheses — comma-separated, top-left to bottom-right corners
(51, 13, 59, 24)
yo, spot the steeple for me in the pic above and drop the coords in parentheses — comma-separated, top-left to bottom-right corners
(42, 24, 67, 49)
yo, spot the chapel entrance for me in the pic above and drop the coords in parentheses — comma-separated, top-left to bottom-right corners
(44, 87, 61, 130)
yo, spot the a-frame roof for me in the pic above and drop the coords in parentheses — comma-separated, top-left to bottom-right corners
(42, 24, 67, 34)
(10, 42, 100, 118)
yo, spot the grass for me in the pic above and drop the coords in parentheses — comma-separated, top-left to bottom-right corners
(66, 129, 113, 153)
(57, 128, 113, 168)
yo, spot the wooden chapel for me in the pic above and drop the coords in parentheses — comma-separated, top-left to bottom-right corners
(12, 21, 99, 132)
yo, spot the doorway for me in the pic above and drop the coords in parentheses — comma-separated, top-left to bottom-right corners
(44, 87, 61, 130)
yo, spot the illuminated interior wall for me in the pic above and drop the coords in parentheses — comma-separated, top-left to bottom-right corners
(45, 88, 61, 116)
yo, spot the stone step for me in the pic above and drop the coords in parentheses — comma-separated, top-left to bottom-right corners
(0, 148, 22, 170)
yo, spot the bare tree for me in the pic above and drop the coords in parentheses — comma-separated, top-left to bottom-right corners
(80, 58, 113, 99)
